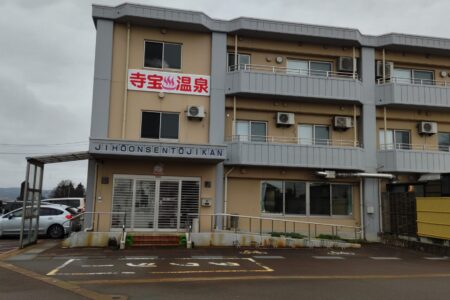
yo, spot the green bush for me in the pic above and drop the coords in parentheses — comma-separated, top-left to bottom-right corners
(179, 234, 187, 246)
(125, 235, 134, 247)
(317, 234, 341, 240)
(270, 232, 306, 239)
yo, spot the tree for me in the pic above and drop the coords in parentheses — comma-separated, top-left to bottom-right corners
(74, 183, 86, 197)
(49, 180, 76, 198)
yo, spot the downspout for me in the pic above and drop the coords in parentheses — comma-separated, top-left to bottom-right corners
(121, 23, 131, 139)
(378, 178, 383, 233)
(360, 178, 365, 240)
(234, 34, 238, 69)
(233, 96, 237, 138)
(353, 104, 357, 147)
(223, 167, 235, 223)
(232, 34, 238, 138)
(382, 48, 386, 83)
(352, 46, 356, 80)
(384, 106, 387, 149)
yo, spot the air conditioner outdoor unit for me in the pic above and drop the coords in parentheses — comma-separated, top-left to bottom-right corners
(276, 112, 295, 126)
(186, 105, 205, 119)
(338, 57, 354, 72)
(376, 61, 394, 78)
(333, 116, 353, 130)
(418, 121, 437, 135)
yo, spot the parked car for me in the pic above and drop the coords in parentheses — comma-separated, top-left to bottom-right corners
(1, 201, 24, 214)
(42, 197, 85, 213)
(0, 204, 79, 239)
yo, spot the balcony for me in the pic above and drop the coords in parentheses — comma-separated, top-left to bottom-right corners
(376, 77, 450, 109)
(226, 135, 365, 170)
(377, 143, 450, 173)
(225, 64, 363, 102)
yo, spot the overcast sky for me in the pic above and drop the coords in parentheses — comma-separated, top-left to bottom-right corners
(1, 0, 450, 190)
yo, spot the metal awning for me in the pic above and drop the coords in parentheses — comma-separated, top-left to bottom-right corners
(26, 151, 90, 165)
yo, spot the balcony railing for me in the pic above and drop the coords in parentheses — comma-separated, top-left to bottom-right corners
(380, 143, 450, 152)
(227, 135, 360, 147)
(228, 64, 360, 80)
(377, 77, 449, 87)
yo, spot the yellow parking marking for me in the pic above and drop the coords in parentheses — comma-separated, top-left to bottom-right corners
(70, 272, 450, 286)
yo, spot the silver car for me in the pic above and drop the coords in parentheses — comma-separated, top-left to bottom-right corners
(0, 204, 78, 239)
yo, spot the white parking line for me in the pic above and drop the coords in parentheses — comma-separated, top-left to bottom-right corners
(370, 257, 401, 260)
(55, 272, 135, 276)
(47, 258, 77, 276)
(424, 256, 448, 260)
(119, 256, 158, 260)
(313, 256, 345, 260)
(81, 264, 114, 268)
(252, 256, 285, 259)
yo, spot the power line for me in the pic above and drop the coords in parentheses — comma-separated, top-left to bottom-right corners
(0, 141, 88, 146)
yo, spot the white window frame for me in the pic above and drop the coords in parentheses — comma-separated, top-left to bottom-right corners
(297, 124, 330, 145)
(226, 52, 251, 71)
(286, 59, 333, 76)
(140, 111, 180, 142)
(143, 40, 183, 71)
(379, 129, 411, 150)
(236, 120, 267, 142)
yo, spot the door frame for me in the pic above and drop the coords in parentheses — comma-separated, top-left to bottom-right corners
(111, 174, 200, 232)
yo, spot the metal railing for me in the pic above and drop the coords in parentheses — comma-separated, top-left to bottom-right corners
(65, 211, 127, 232)
(228, 64, 360, 80)
(377, 77, 449, 86)
(226, 135, 360, 147)
(380, 143, 450, 152)
(189, 213, 362, 241)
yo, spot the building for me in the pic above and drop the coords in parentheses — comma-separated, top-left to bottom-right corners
(83, 3, 450, 241)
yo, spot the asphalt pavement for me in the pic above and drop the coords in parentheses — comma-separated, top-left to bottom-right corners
(1, 240, 450, 300)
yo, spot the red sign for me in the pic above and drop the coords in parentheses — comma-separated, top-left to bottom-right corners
(128, 69, 210, 96)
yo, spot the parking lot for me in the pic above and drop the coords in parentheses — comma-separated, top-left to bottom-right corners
(1, 240, 450, 299)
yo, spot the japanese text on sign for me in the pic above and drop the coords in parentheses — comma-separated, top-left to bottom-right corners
(128, 69, 210, 96)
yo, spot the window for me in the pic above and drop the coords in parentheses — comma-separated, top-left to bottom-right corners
(379, 129, 410, 150)
(141, 112, 179, 140)
(144, 41, 181, 69)
(40, 208, 63, 216)
(393, 68, 434, 85)
(298, 124, 330, 145)
(236, 120, 267, 142)
(438, 132, 450, 152)
(227, 53, 251, 70)
(286, 59, 332, 77)
(261, 181, 352, 216)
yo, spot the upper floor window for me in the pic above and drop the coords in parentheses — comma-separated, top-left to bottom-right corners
(144, 41, 181, 69)
(227, 53, 251, 70)
(298, 124, 330, 146)
(379, 129, 411, 150)
(141, 111, 179, 140)
(236, 120, 267, 142)
(438, 132, 450, 152)
(287, 59, 332, 77)
(393, 68, 434, 85)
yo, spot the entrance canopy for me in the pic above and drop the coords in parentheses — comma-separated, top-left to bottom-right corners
(27, 151, 90, 165)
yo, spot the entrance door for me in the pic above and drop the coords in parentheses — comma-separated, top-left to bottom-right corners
(157, 181, 180, 230)
(111, 176, 199, 231)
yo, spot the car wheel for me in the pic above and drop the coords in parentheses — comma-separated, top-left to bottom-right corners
(47, 224, 64, 239)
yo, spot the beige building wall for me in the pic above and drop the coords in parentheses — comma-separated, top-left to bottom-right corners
(227, 36, 361, 72)
(109, 24, 212, 143)
(225, 97, 360, 145)
(376, 107, 450, 148)
(93, 159, 217, 232)
(225, 167, 361, 235)
(375, 49, 450, 84)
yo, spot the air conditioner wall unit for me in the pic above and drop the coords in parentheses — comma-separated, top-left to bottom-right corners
(418, 121, 437, 135)
(338, 57, 354, 72)
(333, 116, 353, 130)
(376, 61, 394, 78)
(276, 112, 295, 126)
(187, 105, 205, 119)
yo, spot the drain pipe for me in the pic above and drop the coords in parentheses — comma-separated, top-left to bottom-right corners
(360, 179, 365, 240)
(121, 23, 131, 139)
(223, 167, 235, 219)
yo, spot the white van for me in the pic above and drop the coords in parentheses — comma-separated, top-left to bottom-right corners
(43, 198, 85, 213)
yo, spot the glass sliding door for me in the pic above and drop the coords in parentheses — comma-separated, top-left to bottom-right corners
(133, 180, 156, 229)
